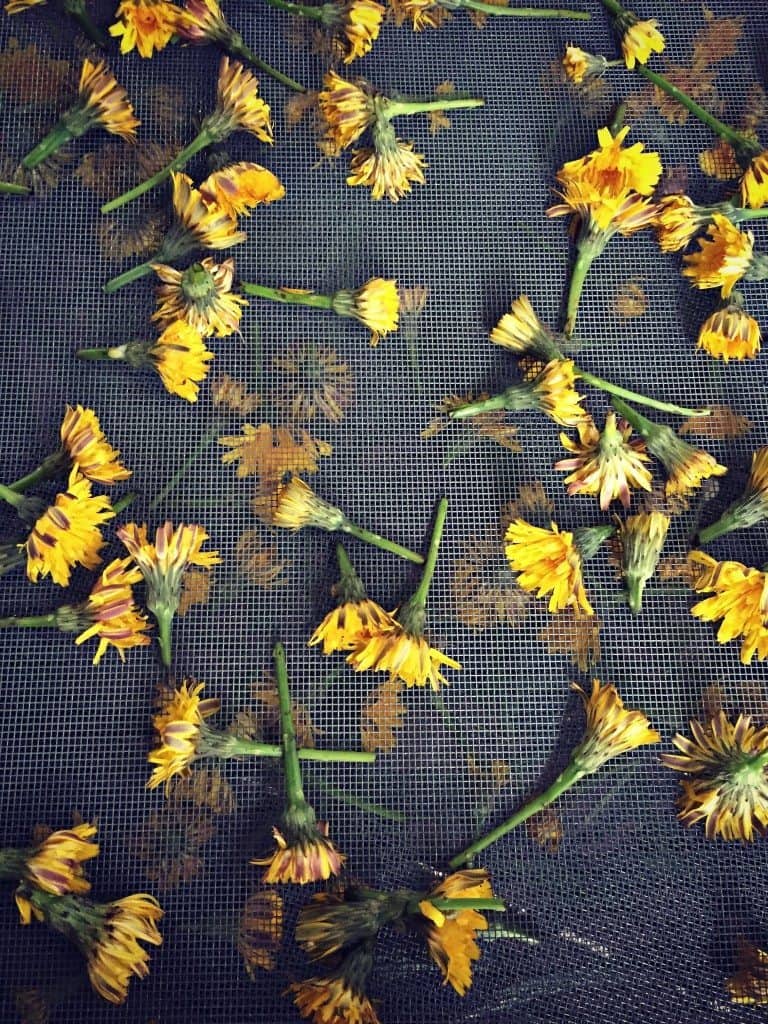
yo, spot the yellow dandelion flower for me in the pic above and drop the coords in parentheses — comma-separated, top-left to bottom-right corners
(530, 359, 587, 428)
(654, 194, 705, 253)
(740, 149, 768, 209)
(490, 295, 563, 360)
(148, 320, 214, 403)
(727, 939, 768, 1004)
(556, 412, 652, 509)
(414, 869, 493, 995)
(571, 679, 660, 773)
(562, 44, 609, 84)
(349, 624, 460, 691)
(347, 137, 427, 203)
(619, 15, 665, 69)
(697, 300, 761, 361)
(317, 70, 376, 157)
(146, 680, 221, 792)
(262, 476, 346, 531)
(310, 600, 396, 655)
(504, 519, 593, 616)
(25, 466, 114, 587)
(21, 822, 99, 897)
(109, 0, 179, 57)
(332, 277, 399, 345)
(618, 511, 670, 614)
(683, 214, 754, 298)
(559, 125, 662, 202)
(338, 0, 385, 63)
(388, 0, 449, 30)
(199, 161, 285, 220)
(170, 170, 247, 251)
(59, 405, 131, 484)
(79, 59, 139, 142)
(87, 893, 163, 1004)
(70, 557, 151, 666)
(688, 551, 768, 665)
(662, 711, 768, 841)
(698, 447, 768, 543)
(213, 56, 273, 142)
(290, 971, 381, 1024)
(253, 820, 345, 885)
(176, 0, 228, 41)
(152, 258, 247, 338)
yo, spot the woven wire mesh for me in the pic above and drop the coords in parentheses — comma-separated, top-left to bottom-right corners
(0, 1, 767, 1021)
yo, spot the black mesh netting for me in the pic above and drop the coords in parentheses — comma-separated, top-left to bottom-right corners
(1, 2, 767, 1022)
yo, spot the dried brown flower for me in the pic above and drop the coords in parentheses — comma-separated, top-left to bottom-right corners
(178, 569, 214, 616)
(219, 423, 332, 484)
(127, 806, 216, 891)
(361, 678, 407, 753)
(612, 279, 647, 318)
(679, 405, 752, 440)
(210, 374, 261, 416)
(238, 891, 283, 977)
(96, 213, 167, 261)
(526, 808, 564, 853)
(451, 533, 530, 631)
(251, 677, 320, 748)
(76, 140, 177, 198)
(273, 343, 354, 424)
(653, 64, 718, 125)
(235, 530, 289, 587)
(0, 39, 73, 106)
(500, 481, 554, 532)
(537, 610, 602, 672)
(427, 82, 455, 133)
(168, 767, 237, 815)
(692, 11, 744, 70)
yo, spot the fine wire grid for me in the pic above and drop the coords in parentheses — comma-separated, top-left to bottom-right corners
(0, 2, 767, 1022)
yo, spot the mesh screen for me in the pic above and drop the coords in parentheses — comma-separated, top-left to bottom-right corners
(1, 2, 767, 1022)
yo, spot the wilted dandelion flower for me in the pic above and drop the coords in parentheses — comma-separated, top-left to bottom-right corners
(147, 680, 222, 792)
(570, 679, 661, 773)
(683, 215, 755, 298)
(0, 823, 99, 898)
(697, 298, 761, 362)
(199, 161, 285, 220)
(556, 412, 652, 509)
(152, 258, 247, 338)
(309, 544, 395, 654)
(698, 447, 768, 543)
(740, 150, 768, 209)
(618, 510, 670, 614)
(727, 939, 768, 1004)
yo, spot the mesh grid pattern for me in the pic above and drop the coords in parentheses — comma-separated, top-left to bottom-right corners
(0, 2, 767, 1021)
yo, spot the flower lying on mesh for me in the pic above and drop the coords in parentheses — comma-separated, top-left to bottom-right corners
(682, 215, 768, 298)
(451, 359, 588, 429)
(16, 887, 163, 1005)
(610, 8, 665, 69)
(0, 823, 98, 898)
(489, 295, 564, 362)
(727, 938, 768, 1004)
(388, 0, 450, 29)
(556, 412, 652, 509)
(347, 125, 428, 203)
(274, 343, 354, 423)
(118, 520, 220, 666)
(152, 258, 247, 338)
(266, 0, 385, 64)
(740, 150, 768, 209)
(199, 161, 285, 220)
(698, 447, 768, 544)
(617, 511, 669, 614)
(504, 519, 613, 616)
(662, 712, 768, 841)
(317, 70, 377, 157)
(147, 680, 222, 792)
(290, 941, 380, 1024)
(612, 397, 727, 498)
(25, 466, 115, 587)
(688, 551, 768, 665)
(561, 44, 613, 84)
(109, 0, 180, 56)
(697, 297, 761, 362)
(309, 544, 396, 654)
(20, 59, 139, 171)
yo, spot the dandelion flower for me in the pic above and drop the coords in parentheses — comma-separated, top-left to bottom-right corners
(69, 557, 151, 665)
(59, 405, 131, 485)
(556, 412, 652, 510)
(740, 150, 768, 209)
(152, 258, 247, 338)
(697, 299, 761, 362)
(109, 0, 180, 57)
(571, 679, 661, 773)
(698, 447, 768, 543)
(388, 0, 450, 30)
(309, 544, 395, 654)
(147, 680, 221, 792)
(688, 551, 768, 665)
(78, 59, 140, 141)
(317, 70, 376, 157)
(618, 510, 670, 614)
(148, 321, 215, 402)
(336, 0, 385, 63)
(1, 823, 99, 897)
(615, 12, 665, 69)
(683, 214, 755, 298)
(490, 295, 563, 361)
(199, 161, 285, 220)
(169, 170, 248, 250)
(347, 134, 427, 203)
(331, 277, 399, 345)
(562, 44, 610, 84)
(213, 56, 273, 142)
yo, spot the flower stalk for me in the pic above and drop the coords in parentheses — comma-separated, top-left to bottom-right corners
(382, 95, 486, 119)
(240, 283, 334, 310)
(0, 182, 30, 195)
(100, 131, 214, 214)
(102, 260, 159, 294)
(226, 37, 306, 93)
(340, 520, 424, 564)
(6, 453, 68, 494)
(274, 641, 310, 813)
(451, 0, 589, 17)
(564, 233, 605, 337)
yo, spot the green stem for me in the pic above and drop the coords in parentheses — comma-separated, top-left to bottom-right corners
(228, 37, 307, 93)
(564, 236, 604, 338)
(384, 97, 486, 119)
(450, 394, 508, 419)
(64, 3, 111, 48)
(413, 497, 448, 608)
(157, 612, 173, 668)
(697, 515, 736, 545)
(273, 641, 307, 809)
(219, 738, 375, 762)
(101, 131, 214, 214)
(76, 347, 112, 361)
(262, 0, 326, 20)
(597, 0, 622, 15)
(113, 491, 138, 515)
(149, 420, 225, 510)
(8, 453, 67, 494)
(102, 260, 158, 294)
(240, 282, 334, 310)
(458, 0, 589, 17)
(418, 897, 507, 913)
(340, 521, 424, 565)
(448, 762, 584, 868)
(0, 483, 28, 511)
(0, 614, 58, 628)
(635, 65, 758, 159)
(21, 121, 79, 171)
(0, 182, 30, 195)
(576, 370, 709, 418)
(314, 780, 406, 822)
(731, 207, 768, 223)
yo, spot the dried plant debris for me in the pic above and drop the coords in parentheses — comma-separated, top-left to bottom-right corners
(500, 482, 554, 532)
(235, 530, 290, 588)
(654, 64, 719, 125)
(238, 891, 283, 977)
(657, 556, 697, 585)
(251, 677, 321, 748)
(400, 285, 429, 317)
(612, 279, 647, 318)
(679, 405, 752, 440)
(143, 84, 190, 135)
(692, 10, 745, 68)
(526, 807, 564, 853)
(700, 683, 725, 721)
(361, 678, 407, 753)
(76, 140, 178, 198)
(273, 344, 354, 424)
(639, 483, 693, 518)
(428, 83, 455, 133)
(168, 767, 237, 815)
(178, 569, 214, 616)
(96, 213, 167, 261)
(742, 84, 768, 133)
(537, 610, 602, 672)
(422, 394, 521, 453)
(211, 374, 262, 416)
(656, 165, 690, 197)
(14, 988, 51, 1024)
(0, 39, 74, 107)
(451, 533, 530, 631)
(285, 90, 319, 129)
(698, 138, 743, 180)
(127, 806, 216, 891)
(219, 423, 332, 485)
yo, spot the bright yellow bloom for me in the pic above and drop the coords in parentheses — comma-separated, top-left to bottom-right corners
(727, 939, 768, 1004)
(146, 680, 221, 792)
(415, 869, 492, 995)
(79, 59, 139, 142)
(317, 70, 376, 157)
(214, 56, 273, 142)
(23, 823, 99, 896)
(620, 17, 665, 69)
(59, 405, 131, 484)
(529, 359, 587, 428)
(683, 214, 754, 298)
(199, 161, 285, 220)
(662, 711, 768, 841)
(697, 301, 761, 361)
(662, 438, 727, 498)
(349, 622, 461, 690)
(618, 511, 670, 614)
(338, 0, 385, 63)
(490, 295, 562, 360)
(152, 258, 247, 338)
(335, 277, 399, 345)
(388, 0, 449, 30)
(571, 679, 660, 772)
(309, 599, 396, 654)
(148, 320, 214, 403)
(25, 466, 114, 587)
(170, 170, 247, 251)
(556, 412, 651, 509)
(253, 821, 345, 884)
(290, 973, 381, 1024)
(87, 893, 163, 1004)
(109, 0, 179, 57)
(504, 519, 593, 616)
(347, 138, 427, 203)
(118, 520, 220, 599)
(654, 194, 705, 253)
(260, 476, 346, 531)
(740, 150, 768, 209)
(688, 551, 768, 665)
(72, 557, 151, 665)
(562, 44, 609, 84)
